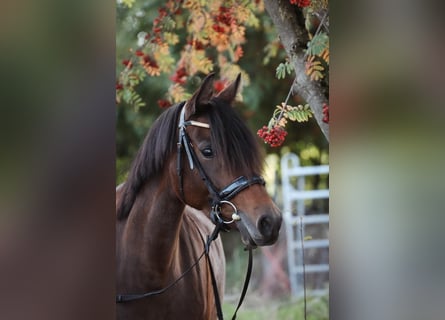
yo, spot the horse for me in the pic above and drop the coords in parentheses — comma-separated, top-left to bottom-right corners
(116, 73, 282, 320)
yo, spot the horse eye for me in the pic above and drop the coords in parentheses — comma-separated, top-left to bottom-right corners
(201, 147, 214, 158)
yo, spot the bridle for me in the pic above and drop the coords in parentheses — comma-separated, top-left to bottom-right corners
(116, 101, 265, 319)
(176, 101, 265, 230)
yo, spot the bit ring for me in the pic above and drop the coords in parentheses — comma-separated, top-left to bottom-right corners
(214, 200, 241, 224)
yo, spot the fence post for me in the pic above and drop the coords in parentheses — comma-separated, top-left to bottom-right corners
(281, 153, 329, 297)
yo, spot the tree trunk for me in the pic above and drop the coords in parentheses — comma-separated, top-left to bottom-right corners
(264, 0, 329, 142)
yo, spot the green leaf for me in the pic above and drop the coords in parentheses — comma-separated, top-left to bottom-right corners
(285, 61, 294, 74)
(276, 63, 286, 79)
(286, 105, 313, 123)
(121, 0, 135, 8)
(307, 32, 329, 56)
(130, 92, 145, 111)
(163, 16, 176, 30)
(122, 89, 133, 103)
(276, 62, 294, 79)
(295, 112, 304, 122)
(287, 110, 298, 121)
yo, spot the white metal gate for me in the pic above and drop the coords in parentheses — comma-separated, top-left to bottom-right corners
(281, 153, 329, 297)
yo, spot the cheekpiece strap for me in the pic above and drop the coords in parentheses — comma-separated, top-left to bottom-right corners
(178, 105, 196, 170)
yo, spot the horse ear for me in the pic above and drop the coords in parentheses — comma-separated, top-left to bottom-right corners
(185, 73, 215, 118)
(216, 73, 241, 104)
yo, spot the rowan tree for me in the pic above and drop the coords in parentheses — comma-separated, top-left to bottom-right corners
(116, 0, 329, 157)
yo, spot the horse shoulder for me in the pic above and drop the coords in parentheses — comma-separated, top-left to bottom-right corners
(183, 206, 226, 295)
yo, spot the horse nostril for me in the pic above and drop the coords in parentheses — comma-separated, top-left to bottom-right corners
(258, 215, 274, 238)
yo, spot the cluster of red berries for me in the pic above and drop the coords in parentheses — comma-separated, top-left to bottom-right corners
(290, 0, 311, 7)
(212, 24, 225, 33)
(141, 54, 158, 68)
(257, 126, 288, 147)
(188, 40, 205, 50)
(122, 59, 132, 68)
(216, 7, 233, 26)
(145, 6, 175, 45)
(212, 6, 233, 34)
(213, 80, 226, 93)
(170, 67, 187, 84)
(322, 103, 329, 123)
(153, 8, 167, 34)
(157, 99, 172, 108)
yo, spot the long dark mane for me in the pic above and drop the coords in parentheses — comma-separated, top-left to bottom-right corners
(117, 98, 263, 220)
(117, 102, 183, 220)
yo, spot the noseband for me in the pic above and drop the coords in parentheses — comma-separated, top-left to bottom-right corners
(176, 101, 265, 230)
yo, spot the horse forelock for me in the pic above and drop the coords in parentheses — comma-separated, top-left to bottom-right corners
(206, 97, 264, 177)
(117, 103, 183, 220)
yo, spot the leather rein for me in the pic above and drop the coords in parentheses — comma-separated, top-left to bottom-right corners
(116, 102, 265, 320)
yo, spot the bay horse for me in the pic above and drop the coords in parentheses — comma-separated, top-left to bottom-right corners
(116, 73, 282, 320)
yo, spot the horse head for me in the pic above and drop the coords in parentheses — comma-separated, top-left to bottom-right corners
(174, 73, 282, 247)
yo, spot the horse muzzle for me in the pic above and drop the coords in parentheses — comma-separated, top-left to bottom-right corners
(236, 209, 282, 247)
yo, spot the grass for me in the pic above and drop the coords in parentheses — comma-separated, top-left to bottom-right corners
(222, 294, 329, 320)
(222, 233, 329, 319)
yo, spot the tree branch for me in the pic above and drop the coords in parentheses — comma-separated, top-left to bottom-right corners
(264, 0, 329, 142)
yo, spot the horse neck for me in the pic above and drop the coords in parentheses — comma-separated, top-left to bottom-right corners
(117, 173, 185, 290)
